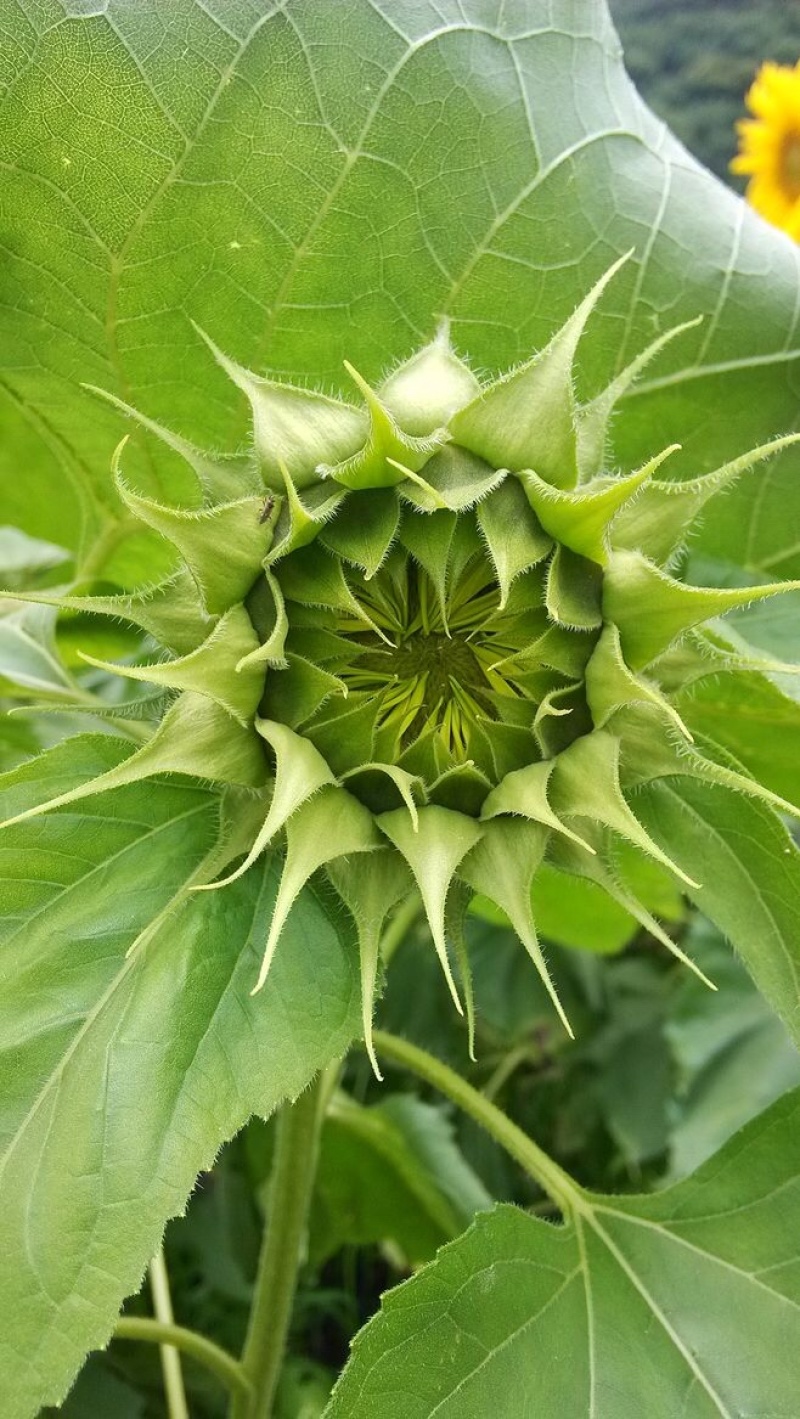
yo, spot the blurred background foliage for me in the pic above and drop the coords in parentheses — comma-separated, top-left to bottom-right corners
(610, 0, 800, 183)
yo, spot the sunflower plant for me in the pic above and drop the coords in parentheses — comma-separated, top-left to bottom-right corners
(3, 4, 800, 1418)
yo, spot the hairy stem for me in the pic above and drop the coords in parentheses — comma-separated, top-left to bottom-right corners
(230, 1072, 327, 1419)
(482, 1041, 538, 1102)
(75, 513, 139, 584)
(115, 1318, 252, 1401)
(380, 891, 424, 965)
(149, 1248, 189, 1419)
(372, 1030, 576, 1213)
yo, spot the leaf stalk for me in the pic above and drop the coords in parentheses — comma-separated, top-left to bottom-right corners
(371, 1029, 577, 1214)
(114, 1317, 252, 1401)
(148, 1247, 189, 1419)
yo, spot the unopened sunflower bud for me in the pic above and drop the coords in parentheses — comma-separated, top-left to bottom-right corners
(8, 257, 800, 1068)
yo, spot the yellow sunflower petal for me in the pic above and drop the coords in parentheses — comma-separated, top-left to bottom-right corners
(732, 61, 800, 235)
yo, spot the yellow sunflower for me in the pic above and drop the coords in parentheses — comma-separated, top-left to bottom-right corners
(732, 60, 800, 238)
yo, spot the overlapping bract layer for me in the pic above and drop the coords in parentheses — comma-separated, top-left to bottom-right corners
(7, 257, 800, 1072)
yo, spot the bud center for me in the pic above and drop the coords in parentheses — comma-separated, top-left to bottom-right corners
(391, 631, 486, 704)
(335, 558, 526, 762)
(263, 506, 589, 788)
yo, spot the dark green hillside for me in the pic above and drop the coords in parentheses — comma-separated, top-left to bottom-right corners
(610, 0, 800, 182)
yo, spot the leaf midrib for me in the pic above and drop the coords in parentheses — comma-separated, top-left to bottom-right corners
(573, 1196, 735, 1418)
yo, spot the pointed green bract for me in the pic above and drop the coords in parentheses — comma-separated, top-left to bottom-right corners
(574, 317, 703, 481)
(320, 488, 400, 577)
(326, 850, 414, 1078)
(481, 758, 595, 854)
(195, 327, 366, 490)
(84, 384, 261, 502)
(262, 652, 347, 728)
(523, 447, 677, 566)
(550, 731, 698, 887)
(613, 705, 800, 824)
(428, 761, 493, 816)
(377, 805, 483, 1012)
(194, 718, 337, 893)
(256, 716, 338, 817)
(322, 364, 445, 490)
(79, 604, 263, 725)
(237, 569, 289, 669)
(254, 785, 380, 992)
(444, 878, 478, 1059)
(277, 543, 382, 634)
(379, 331, 481, 435)
(1, 692, 266, 831)
(610, 434, 800, 566)
(399, 509, 457, 626)
(5, 570, 213, 655)
(116, 477, 274, 615)
(449, 255, 630, 488)
(267, 462, 344, 563)
(545, 543, 603, 629)
(342, 762, 423, 827)
(398, 446, 506, 513)
(477, 476, 552, 607)
(460, 817, 572, 1036)
(605, 549, 800, 669)
(585, 623, 692, 740)
(645, 625, 800, 698)
(548, 827, 716, 989)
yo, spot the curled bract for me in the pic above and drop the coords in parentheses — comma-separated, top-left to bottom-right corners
(7, 255, 800, 1075)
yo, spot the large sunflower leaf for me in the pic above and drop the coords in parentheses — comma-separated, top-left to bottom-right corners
(326, 1087, 800, 1418)
(677, 670, 800, 803)
(2, 0, 800, 582)
(0, 737, 359, 1419)
(666, 918, 800, 1180)
(635, 777, 800, 1049)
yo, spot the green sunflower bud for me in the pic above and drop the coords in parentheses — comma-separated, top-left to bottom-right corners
(7, 255, 800, 1075)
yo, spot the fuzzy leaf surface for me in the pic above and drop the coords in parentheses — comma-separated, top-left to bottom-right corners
(679, 671, 800, 804)
(0, 738, 359, 1419)
(326, 1089, 800, 1418)
(635, 778, 800, 1048)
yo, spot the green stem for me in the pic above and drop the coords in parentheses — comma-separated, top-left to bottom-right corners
(371, 1030, 576, 1214)
(75, 514, 139, 584)
(115, 1318, 252, 1401)
(482, 1041, 537, 1102)
(230, 1073, 327, 1419)
(379, 891, 423, 965)
(149, 1248, 189, 1419)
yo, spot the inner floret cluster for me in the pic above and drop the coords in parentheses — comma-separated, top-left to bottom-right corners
(261, 493, 591, 804)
